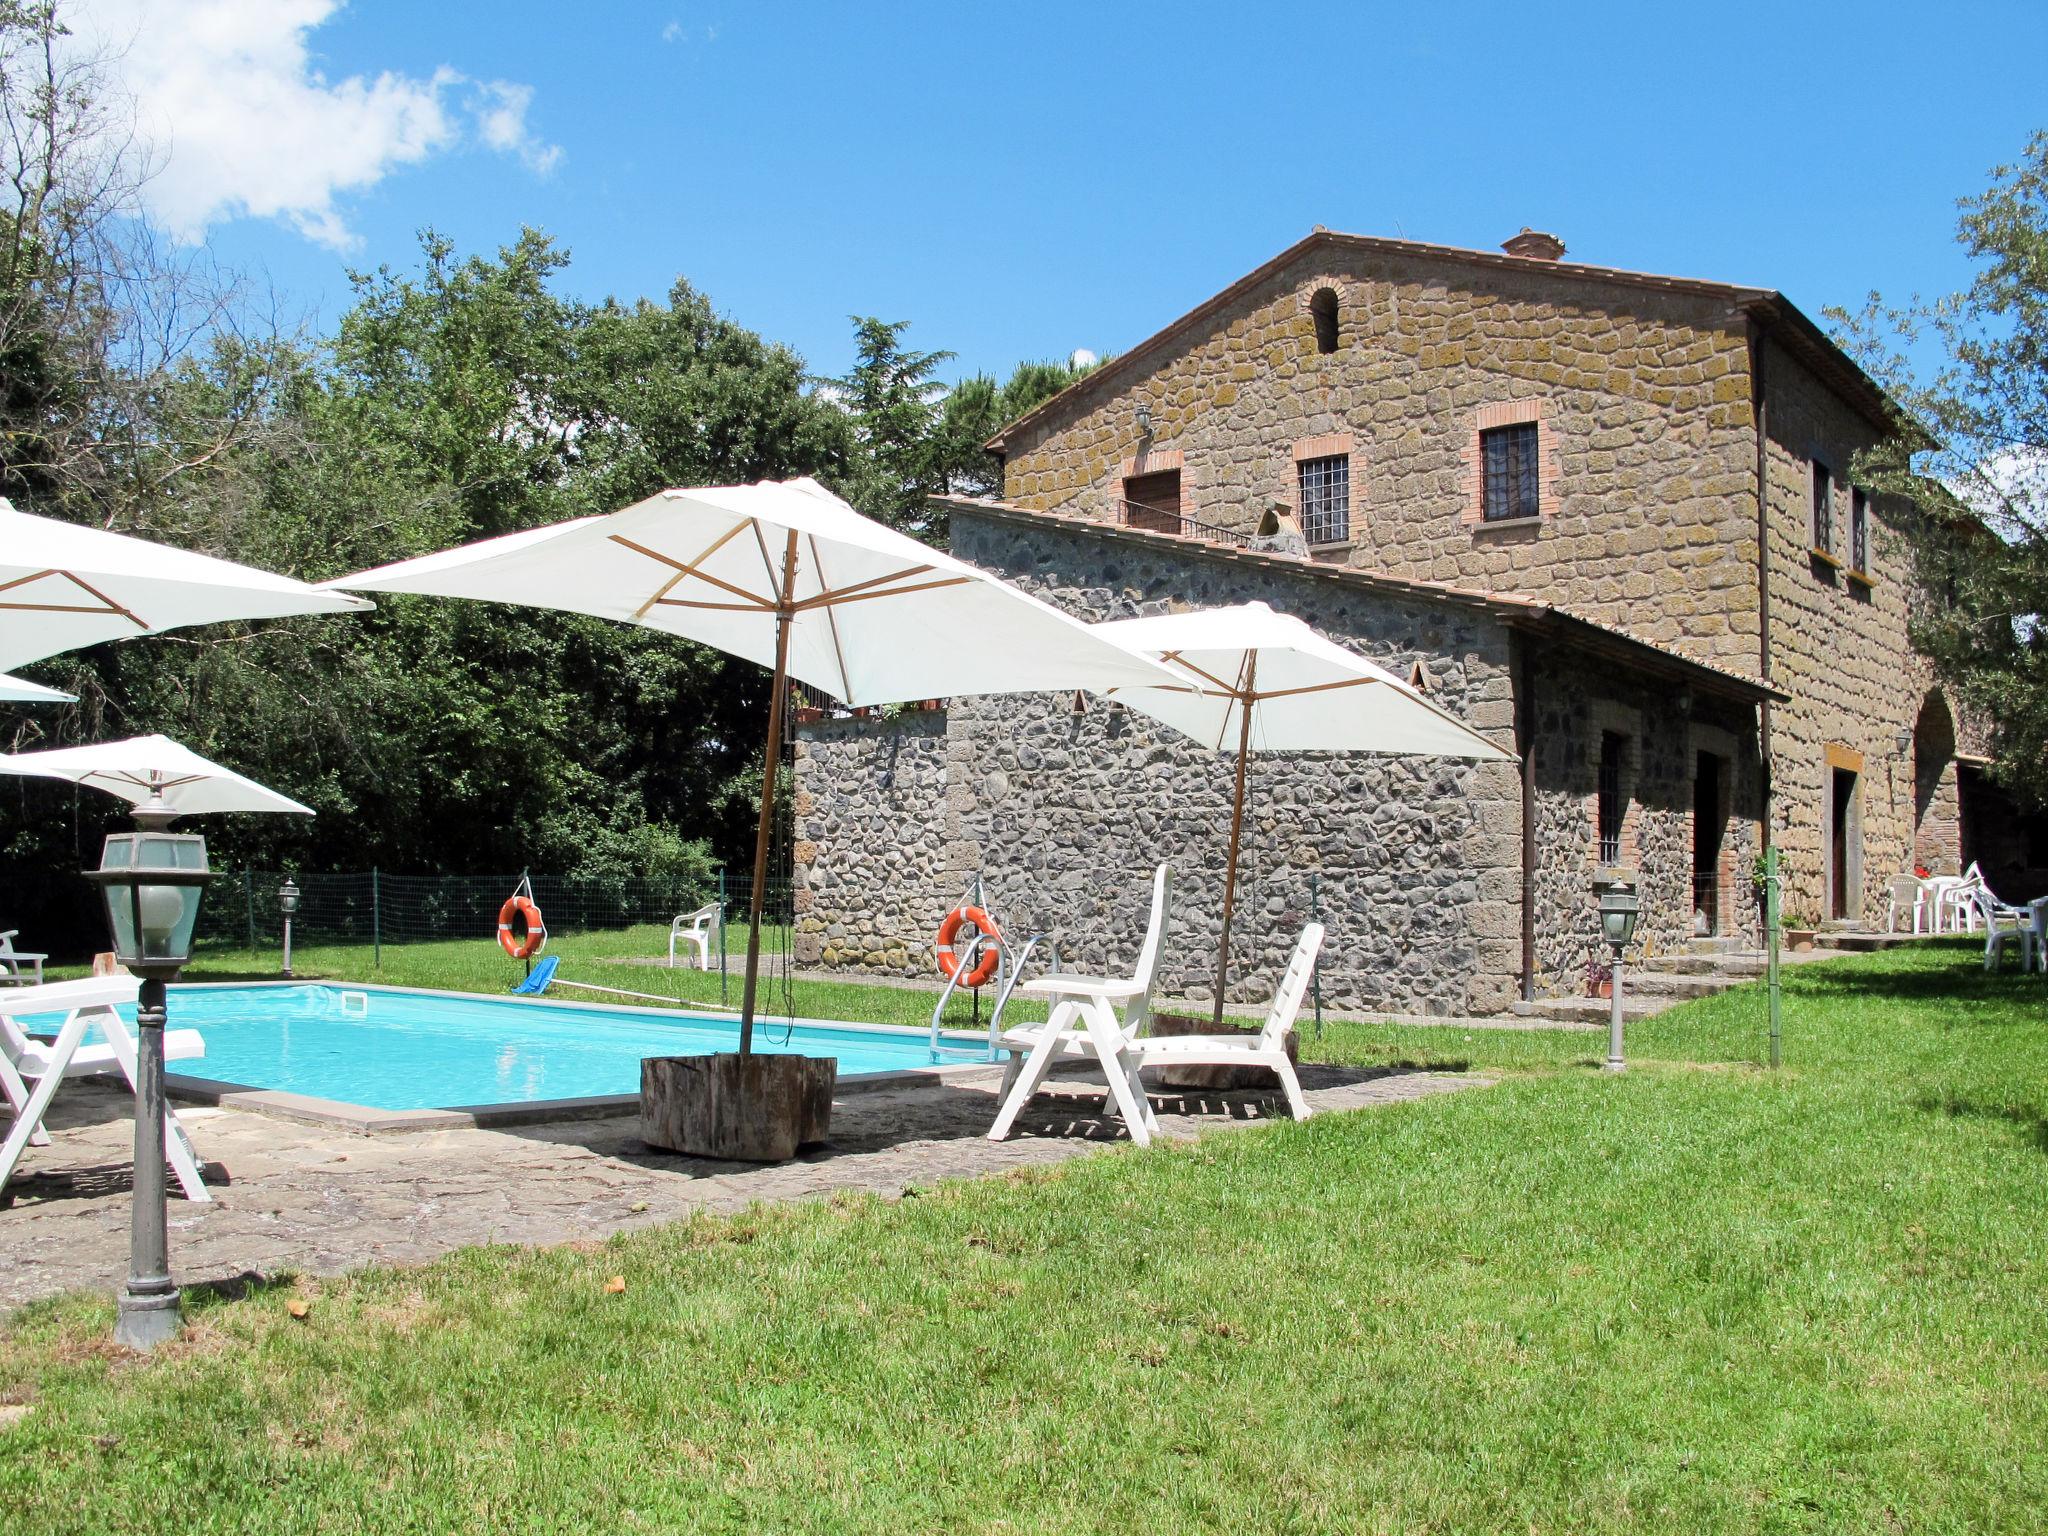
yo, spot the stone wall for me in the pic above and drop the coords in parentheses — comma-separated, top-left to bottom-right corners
(791, 709, 954, 972)
(1758, 336, 1950, 921)
(796, 508, 1525, 1016)
(1525, 650, 1764, 991)
(794, 504, 1769, 1015)
(998, 243, 1763, 673)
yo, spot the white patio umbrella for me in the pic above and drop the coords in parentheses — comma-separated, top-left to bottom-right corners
(1097, 600, 1513, 1021)
(332, 476, 1185, 1052)
(0, 670, 75, 703)
(0, 500, 371, 670)
(0, 733, 313, 820)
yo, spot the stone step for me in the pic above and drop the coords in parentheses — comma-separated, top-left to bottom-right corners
(1626, 970, 1741, 999)
(1660, 952, 1769, 977)
(1686, 936, 1746, 955)
(1511, 995, 1662, 1027)
(1814, 930, 1926, 952)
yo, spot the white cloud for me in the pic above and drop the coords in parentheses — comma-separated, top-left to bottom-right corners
(472, 80, 560, 175)
(67, 0, 561, 250)
(661, 19, 683, 42)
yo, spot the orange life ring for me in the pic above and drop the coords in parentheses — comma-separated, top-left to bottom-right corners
(498, 895, 546, 960)
(935, 906, 1001, 988)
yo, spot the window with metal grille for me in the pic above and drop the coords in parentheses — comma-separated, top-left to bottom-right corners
(1850, 487, 1869, 573)
(1297, 454, 1350, 544)
(1812, 461, 1833, 551)
(1481, 422, 1540, 521)
(1598, 731, 1626, 864)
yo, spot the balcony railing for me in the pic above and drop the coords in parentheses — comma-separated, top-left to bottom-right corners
(1115, 498, 1257, 550)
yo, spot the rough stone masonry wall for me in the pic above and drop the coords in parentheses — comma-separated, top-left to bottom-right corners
(1759, 337, 1950, 922)
(794, 509, 1525, 1017)
(1525, 650, 1764, 993)
(999, 245, 1763, 674)
(791, 709, 955, 972)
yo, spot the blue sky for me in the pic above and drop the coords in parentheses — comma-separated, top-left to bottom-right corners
(99, 0, 2048, 387)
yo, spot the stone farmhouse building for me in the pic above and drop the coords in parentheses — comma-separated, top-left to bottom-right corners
(792, 228, 2026, 1017)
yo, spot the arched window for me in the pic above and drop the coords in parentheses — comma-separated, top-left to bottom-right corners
(1309, 287, 1339, 354)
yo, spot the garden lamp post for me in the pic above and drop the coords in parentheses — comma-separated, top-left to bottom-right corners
(85, 823, 212, 1351)
(1598, 878, 1640, 1074)
(278, 877, 299, 978)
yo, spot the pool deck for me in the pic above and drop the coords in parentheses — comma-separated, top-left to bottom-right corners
(0, 1062, 1485, 1312)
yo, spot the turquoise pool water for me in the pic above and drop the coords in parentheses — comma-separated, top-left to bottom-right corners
(38, 984, 964, 1112)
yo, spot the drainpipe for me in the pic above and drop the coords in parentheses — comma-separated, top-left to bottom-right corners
(1750, 321, 1775, 939)
(1514, 630, 1537, 1002)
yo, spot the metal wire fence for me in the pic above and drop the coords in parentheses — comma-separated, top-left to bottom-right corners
(194, 870, 790, 960)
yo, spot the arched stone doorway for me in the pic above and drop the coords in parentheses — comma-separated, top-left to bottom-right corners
(1911, 691, 1961, 875)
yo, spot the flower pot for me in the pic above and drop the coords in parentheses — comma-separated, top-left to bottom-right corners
(793, 706, 824, 724)
(1785, 928, 1818, 953)
(1587, 979, 1613, 1000)
(639, 1051, 836, 1162)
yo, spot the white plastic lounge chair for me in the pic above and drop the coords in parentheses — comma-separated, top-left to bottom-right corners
(668, 902, 722, 970)
(988, 865, 1169, 1148)
(1125, 921, 1323, 1122)
(0, 930, 47, 986)
(1977, 887, 2042, 973)
(0, 977, 211, 1201)
(1884, 874, 1933, 935)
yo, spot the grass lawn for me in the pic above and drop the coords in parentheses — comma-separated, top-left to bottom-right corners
(4, 942, 2046, 1532)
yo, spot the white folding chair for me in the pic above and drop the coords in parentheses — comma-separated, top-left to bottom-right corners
(1, 977, 212, 1201)
(0, 930, 47, 986)
(988, 865, 1169, 1148)
(1125, 921, 1323, 1121)
(668, 903, 722, 970)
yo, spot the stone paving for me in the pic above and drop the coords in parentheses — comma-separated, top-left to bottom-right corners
(0, 1063, 1485, 1310)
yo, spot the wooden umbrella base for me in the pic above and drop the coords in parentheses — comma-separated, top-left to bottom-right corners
(639, 1052, 836, 1163)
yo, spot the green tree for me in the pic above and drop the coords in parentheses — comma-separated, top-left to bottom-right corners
(929, 354, 1103, 500)
(1834, 131, 2048, 807)
(831, 316, 950, 535)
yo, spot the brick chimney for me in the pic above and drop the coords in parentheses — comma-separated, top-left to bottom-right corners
(1502, 228, 1566, 262)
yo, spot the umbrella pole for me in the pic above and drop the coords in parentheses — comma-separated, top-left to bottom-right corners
(1212, 657, 1258, 1027)
(739, 532, 801, 1057)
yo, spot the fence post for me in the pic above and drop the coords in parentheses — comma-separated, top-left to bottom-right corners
(1765, 845, 1781, 1070)
(244, 869, 256, 954)
(373, 867, 382, 972)
(1310, 872, 1323, 1040)
(718, 865, 729, 1005)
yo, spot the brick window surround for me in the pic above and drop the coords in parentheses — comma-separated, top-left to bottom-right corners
(1460, 400, 1559, 527)
(1849, 487, 1870, 575)
(1291, 434, 1354, 546)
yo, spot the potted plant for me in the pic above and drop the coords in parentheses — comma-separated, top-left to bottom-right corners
(1584, 954, 1613, 999)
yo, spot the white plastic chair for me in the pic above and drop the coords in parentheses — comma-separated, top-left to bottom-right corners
(0, 977, 212, 1201)
(1884, 874, 1932, 935)
(987, 865, 1169, 1148)
(1976, 888, 2039, 973)
(1125, 921, 1323, 1121)
(667, 902, 722, 970)
(0, 930, 47, 986)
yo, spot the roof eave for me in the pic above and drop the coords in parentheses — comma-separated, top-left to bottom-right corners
(934, 493, 1788, 708)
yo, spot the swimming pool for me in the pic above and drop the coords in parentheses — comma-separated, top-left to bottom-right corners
(39, 983, 983, 1113)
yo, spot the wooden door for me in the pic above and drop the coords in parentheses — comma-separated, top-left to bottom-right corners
(1122, 470, 1182, 533)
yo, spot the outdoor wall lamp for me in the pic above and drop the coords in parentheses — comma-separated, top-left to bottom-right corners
(1596, 877, 1640, 1074)
(1894, 728, 1913, 758)
(1135, 402, 1153, 439)
(279, 876, 300, 979)
(85, 829, 212, 1351)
